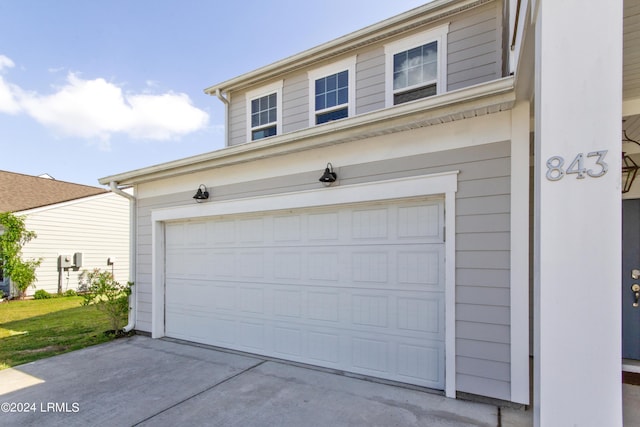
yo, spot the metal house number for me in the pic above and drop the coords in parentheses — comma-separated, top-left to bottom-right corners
(545, 150, 608, 181)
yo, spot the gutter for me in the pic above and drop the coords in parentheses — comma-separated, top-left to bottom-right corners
(215, 88, 230, 147)
(102, 76, 515, 186)
(109, 182, 137, 333)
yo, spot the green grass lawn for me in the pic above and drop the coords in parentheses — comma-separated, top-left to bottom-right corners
(0, 296, 117, 370)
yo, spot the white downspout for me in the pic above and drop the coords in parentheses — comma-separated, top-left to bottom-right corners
(109, 181, 137, 333)
(215, 88, 230, 146)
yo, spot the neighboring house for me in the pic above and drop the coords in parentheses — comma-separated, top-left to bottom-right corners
(0, 171, 130, 297)
(99, 1, 634, 425)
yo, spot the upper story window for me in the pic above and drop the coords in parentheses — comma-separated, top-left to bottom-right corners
(384, 23, 449, 107)
(308, 56, 356, 126)
(246, 80, 283, 142)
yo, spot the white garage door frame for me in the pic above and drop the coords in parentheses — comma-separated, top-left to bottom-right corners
(150, 171, 458, 397)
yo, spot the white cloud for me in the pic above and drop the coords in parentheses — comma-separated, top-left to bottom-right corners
(0, 55, 209, 142)
(0, 55, 21, 113)
(0, 55, 15, 71)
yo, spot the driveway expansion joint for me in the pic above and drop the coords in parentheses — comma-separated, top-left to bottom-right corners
(131, 359, 268, 426)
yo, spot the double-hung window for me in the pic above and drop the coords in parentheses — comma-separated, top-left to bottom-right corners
(308, 57, 356, 126)
(384, 23, 449, 107)
(246, 80, 283, 142)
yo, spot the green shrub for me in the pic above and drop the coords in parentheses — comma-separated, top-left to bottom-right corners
(34, 289, 52, 299)
(63, 289, 77, 297)
(82, 269, 132, 332)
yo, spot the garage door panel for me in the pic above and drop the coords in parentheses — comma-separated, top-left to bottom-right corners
(165, 198, 445, 389)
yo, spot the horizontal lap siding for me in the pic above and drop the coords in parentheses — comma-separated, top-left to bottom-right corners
(20, 194, 130, 295)
(447, 2, 501, 91)
(228, 92, 246, 146)
(283, 74, 308, 133)
(224, 2, 502, 146)
(134, 139, 511, 400)
(356, 47, 385, 115)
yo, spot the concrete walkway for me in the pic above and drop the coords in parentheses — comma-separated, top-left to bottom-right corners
(0, 336, 533, 427)
(0, 334, 625, 427)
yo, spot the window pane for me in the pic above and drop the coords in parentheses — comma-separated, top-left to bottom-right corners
(260, 111, 269, 125)
(316, 94, 325, 111)
(393, 41, 439, 92)
(316, 107, 348, 124)
(268, 109, 276, 123)
(394, 51, 407, 73)
(337, 87, 348, 105)
(337, 70, 348, 88)
(408, 66, 422, 86)
(315, 78, 325, 94)
(326, 74, 337, 91)
(251, 99, 259, 114)
(394, 70, 407, 90)
(252, 125, 277, 141)
(326, 90, 337, 108)
(394, 83, 437, 105)
(423, 62, 437, 81)
(251, 113, 259, 127)
(423, 41, 437, 63)
(408, 46, 422, 67)
(268, 93, 276, 108)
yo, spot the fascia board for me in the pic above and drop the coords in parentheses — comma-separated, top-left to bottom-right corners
(100, 76, 514, 186)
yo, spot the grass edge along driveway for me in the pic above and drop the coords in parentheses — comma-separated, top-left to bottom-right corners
(0, 296, 117, 370)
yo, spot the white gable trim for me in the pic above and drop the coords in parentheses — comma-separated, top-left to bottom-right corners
(151, 171, 459, 397)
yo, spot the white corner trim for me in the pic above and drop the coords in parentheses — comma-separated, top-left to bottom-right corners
(444, 187, 457, 398)
(151, 170, 459, 394)
(510, 101, 530, 404)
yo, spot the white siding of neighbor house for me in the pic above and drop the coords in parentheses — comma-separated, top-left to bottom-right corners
(226, 1, 503, 147)
(133, 130, 512, 401)
(16, 192, 130, 296)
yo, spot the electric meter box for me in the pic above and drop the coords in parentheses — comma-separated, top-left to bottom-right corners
(73, 252, 83, 268)
(59, 254, 73, 268)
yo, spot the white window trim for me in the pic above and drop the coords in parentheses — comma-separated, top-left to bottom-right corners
(384, 23, 450, 108)
(307, 56, 357, 126)
(245, 80, 283, 143)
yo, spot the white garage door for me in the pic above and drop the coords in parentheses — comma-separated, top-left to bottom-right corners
(164, 198, 445, 389)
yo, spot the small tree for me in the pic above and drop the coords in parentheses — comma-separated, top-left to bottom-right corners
(0, 213, 42, 298)
(82, 269, 133, 333)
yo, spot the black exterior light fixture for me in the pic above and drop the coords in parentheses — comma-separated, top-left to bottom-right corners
(623, 153, 639, 193)
(319, 162, 337, 186)
(623, 129, 640, 193)
(193, 184, 209, 202)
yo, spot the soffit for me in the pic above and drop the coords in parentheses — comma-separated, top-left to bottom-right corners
(100, 77, 515, 186)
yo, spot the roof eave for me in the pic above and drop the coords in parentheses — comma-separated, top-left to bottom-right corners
(204, 0, 492, 95)
(101, 76, 515, 186)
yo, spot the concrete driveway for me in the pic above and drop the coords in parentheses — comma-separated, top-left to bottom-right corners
(0, 335, 527, 426)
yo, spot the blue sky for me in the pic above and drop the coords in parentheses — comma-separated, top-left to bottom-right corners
(0, 0, 428, 187)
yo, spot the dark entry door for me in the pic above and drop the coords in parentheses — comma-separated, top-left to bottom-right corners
(622, 199, 640, 360)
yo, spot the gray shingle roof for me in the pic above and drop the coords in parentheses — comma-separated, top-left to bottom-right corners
(0, 170, 107, 213)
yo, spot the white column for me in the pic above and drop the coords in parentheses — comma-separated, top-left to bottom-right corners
(533, 1, 622, 426)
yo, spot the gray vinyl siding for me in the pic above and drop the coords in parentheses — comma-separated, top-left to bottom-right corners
(134, 139, 511, 401)
(447, 2, 501, 91)
(17, 193, 130, 296)
(228, 92, 246, 146)
(282, 73, 309, 134)
(356, 47, 386, 115)
(224, 1, 502, 147)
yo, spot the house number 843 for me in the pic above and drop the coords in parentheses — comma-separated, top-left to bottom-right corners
(545, 150, 608, 181)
